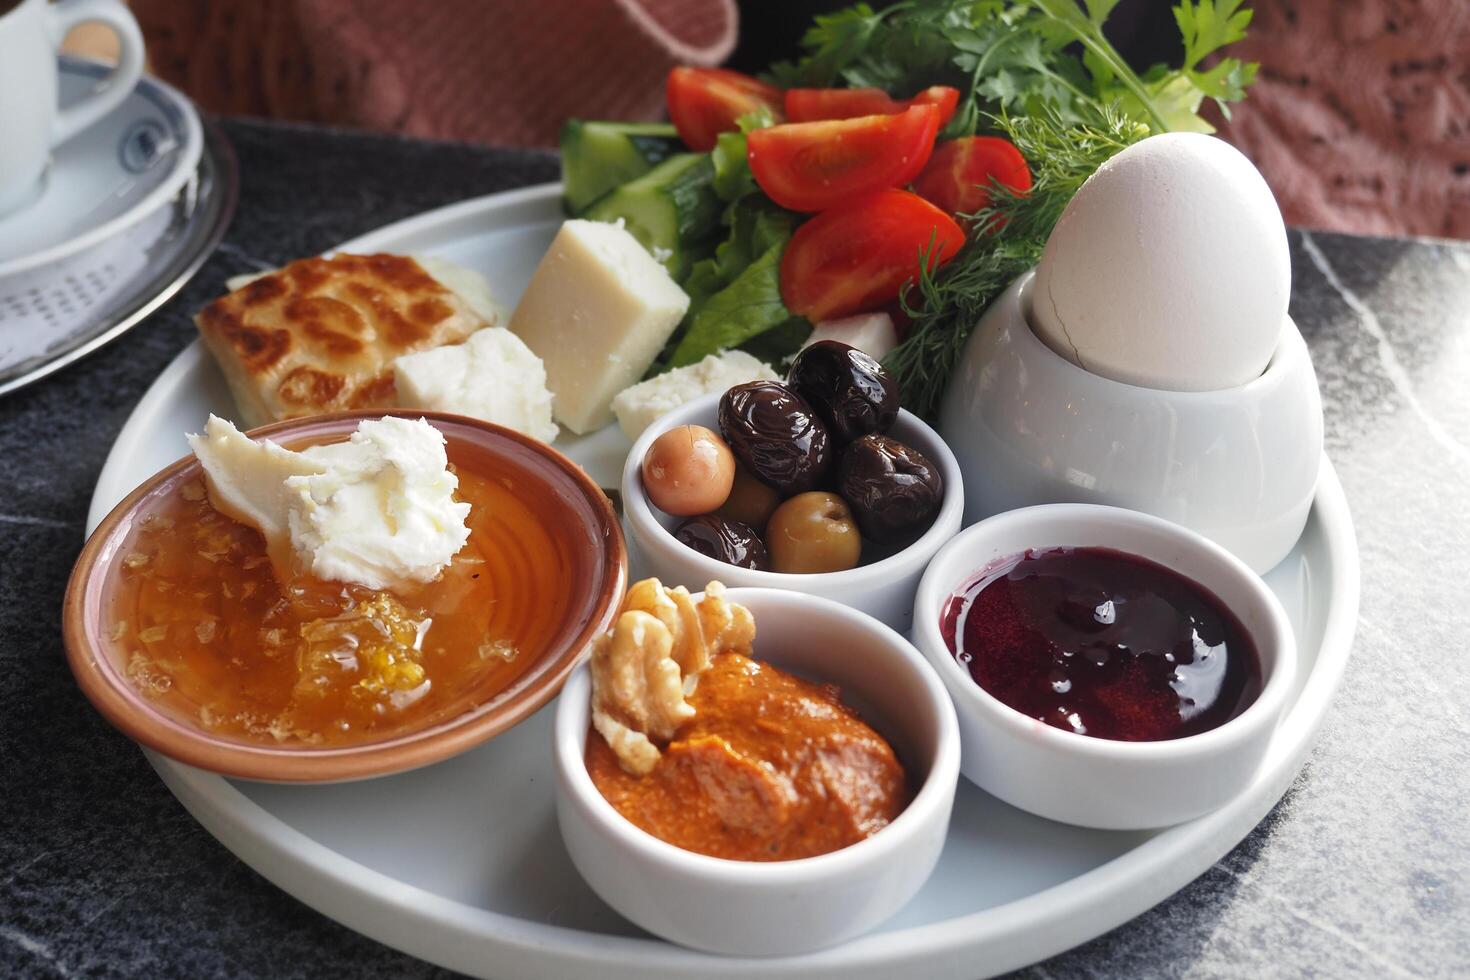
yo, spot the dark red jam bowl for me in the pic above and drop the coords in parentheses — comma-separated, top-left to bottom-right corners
(940, 546, 1263, 742)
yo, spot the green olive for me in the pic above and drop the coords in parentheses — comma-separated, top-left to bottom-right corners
(766, 492, 862, 574)
(641, 424, 735, 517)
(716, 464, 782, 533)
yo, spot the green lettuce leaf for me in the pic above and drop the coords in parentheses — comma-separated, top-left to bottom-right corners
(682, 200, 795, 306)
(668, 243, 796, 367)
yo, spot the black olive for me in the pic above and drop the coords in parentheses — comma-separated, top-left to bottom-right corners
(717, 381, 832, 496)
(836, 434, 944, 545)
(788, 341, 899, 443)
(673, 515, 770, 570)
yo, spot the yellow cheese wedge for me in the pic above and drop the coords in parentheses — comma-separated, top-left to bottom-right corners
(509, 220, 690, 434)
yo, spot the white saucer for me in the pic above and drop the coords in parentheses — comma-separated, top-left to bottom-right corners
(0, 57, 203, 279)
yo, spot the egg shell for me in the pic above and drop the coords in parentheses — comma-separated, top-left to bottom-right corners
(1030, 133, 1290, 392)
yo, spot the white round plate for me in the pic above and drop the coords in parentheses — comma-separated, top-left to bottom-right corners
(0, 58, 203, 279)
(87, 184, 1361, 979)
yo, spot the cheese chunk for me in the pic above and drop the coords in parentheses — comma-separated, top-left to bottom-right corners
(393, 328, 558, 444)
(187, 415, 471, 590)
(802, 312, 899, 361)
(611, 351, 779, 440)
(509, 220, 690, 434)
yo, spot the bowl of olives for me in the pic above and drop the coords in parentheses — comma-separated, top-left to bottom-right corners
(621, 342, 964, 633)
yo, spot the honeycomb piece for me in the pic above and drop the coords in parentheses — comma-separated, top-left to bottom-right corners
(295, 592, 429, 705)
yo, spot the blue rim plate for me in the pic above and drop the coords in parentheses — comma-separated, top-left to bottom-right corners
(0, 57, 203, 278)
(0, 120, 235, 397)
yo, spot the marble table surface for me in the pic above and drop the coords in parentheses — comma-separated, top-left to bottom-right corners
(1, 118, 1466, 980)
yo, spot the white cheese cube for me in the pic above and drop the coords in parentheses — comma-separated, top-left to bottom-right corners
(612, 351, 779, 440)
(802, 312, 899, 361)
(509, 220, 690, 434)
(393, 328, 558, 444)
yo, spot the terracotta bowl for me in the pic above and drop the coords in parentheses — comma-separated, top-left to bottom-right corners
(63, 410, 627, 782)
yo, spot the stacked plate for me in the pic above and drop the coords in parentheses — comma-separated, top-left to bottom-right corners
(0, 57, 236, 396)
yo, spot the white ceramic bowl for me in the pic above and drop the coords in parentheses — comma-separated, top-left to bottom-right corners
(938, 271, 1323, 574)
(623, 392, 964, 633)
(913, 504, 1296, 830)
(553, 587, 960, 956)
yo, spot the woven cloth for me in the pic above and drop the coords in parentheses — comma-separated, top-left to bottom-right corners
(130, 0, 1468, 238)
(132, 0, 738, 147)
(1212, 0, 1470, 239)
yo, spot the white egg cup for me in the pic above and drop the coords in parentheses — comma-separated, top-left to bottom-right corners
(913, 504, 1297, 830)
(622, 391, 965, 633)
(554, 587, 960, 955)
(938, 271, 1323, 573)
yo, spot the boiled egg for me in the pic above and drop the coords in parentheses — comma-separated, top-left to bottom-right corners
(1029, 133, 1290, 392)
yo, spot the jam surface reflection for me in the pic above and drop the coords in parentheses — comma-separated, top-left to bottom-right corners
(941, 547, 1262, 741)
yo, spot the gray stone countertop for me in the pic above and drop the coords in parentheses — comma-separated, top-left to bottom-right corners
(1, 118, 1466, 979)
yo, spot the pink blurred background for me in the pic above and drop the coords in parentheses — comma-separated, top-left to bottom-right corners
(67, 0, 1470, 241)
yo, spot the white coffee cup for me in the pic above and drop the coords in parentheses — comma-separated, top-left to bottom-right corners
(0, 0, 146, 215)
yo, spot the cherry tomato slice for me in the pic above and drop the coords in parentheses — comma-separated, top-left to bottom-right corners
(912, 136, 1032, 218)
(666, 67, 784, 152)
(910, 86, 961, 127)
(784, 85, 960, 126)
(780, 189, 965, 322)
(747, 104, 941, 213)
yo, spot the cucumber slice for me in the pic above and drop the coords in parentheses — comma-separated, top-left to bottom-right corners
(582, 153, 721, 281)
(559, 120, 683, 214)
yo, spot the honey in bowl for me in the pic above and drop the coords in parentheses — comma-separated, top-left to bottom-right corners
(90, 417, 620, 753)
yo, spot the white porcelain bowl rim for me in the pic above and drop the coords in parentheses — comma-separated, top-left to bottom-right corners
(554, 586, 961, 884)
(1015, 272, 1302, 399)
(622, 392, 965, 588)
(913, 503, 1297, 760)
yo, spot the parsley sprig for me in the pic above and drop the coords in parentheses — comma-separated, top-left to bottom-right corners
(771, 0, 1256, 136)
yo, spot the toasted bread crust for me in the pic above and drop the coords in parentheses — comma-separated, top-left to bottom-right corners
(196, 254, 491, 426)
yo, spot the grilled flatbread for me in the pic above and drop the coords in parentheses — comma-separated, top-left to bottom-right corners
(196, 253, 499, 427)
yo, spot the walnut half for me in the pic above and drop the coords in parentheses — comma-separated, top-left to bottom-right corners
(590, 579, 754, 775)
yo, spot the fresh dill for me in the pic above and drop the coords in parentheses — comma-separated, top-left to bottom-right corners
(888, 104, 1148, 417)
